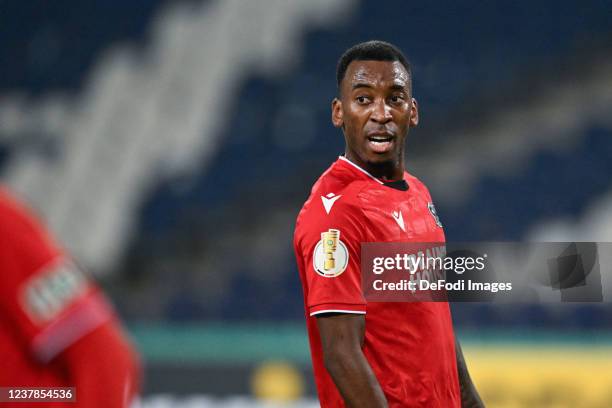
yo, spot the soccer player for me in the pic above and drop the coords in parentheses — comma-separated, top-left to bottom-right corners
(0, 186, 141, 407)
(293, 41, 483, 407)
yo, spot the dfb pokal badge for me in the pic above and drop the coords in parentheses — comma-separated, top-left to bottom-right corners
(313, 229, 349, 277)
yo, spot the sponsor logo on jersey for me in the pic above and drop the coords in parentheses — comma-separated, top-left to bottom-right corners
(313, 229, 349, 277)
(20, 260, 89, 324)
(428, 202, 443, 228)
(321, 193, 342, 214)
(392, 210, 406, 232)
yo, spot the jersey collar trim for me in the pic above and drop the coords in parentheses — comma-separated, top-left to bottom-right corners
(337, 156, 409, 191)
(382, 179, 409, 191)
(338, 156, 383, 184)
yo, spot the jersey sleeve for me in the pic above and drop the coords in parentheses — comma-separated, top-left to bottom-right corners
(295, 197, 367, 316)
(0, 195, 113, 362)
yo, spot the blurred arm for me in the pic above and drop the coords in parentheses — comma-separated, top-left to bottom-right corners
(455, 337, 484, 408)
(59, 319, 141, 408)
(317, 313, 387, 408)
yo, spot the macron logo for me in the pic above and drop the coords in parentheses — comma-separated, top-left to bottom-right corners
(392, 210, 406, 232)
(321, 193, 342, 214)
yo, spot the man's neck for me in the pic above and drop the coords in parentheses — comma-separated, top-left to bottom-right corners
(343, 154, 404, 181)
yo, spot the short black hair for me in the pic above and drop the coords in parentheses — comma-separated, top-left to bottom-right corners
(336, 40, 412, 89)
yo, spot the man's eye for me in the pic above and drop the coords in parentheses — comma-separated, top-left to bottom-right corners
(390, 95, 405, 103)
(356, 96, 370, 104)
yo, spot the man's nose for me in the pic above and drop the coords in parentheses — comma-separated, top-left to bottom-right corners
(370, 99, 392, 123)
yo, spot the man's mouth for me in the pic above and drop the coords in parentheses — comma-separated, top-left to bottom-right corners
(366, 134, 395, 153)
(367, 135, 394, 143)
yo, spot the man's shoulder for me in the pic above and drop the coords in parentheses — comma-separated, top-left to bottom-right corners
(294, 163, 368, 238)
(405, 170, 434, 199)
(0, 187, 61, 266)
(299, 164, 367, 212)
(0, 187, 36, 233)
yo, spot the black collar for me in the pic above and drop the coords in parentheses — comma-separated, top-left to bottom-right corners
(382, 179, 409, 191)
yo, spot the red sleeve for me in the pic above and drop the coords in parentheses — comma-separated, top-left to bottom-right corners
(295, 196, 367, 316)
(60, 320, 142, 408)
(0, 191, 112, 362)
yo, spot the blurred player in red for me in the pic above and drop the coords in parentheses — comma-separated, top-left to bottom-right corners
(0, 186, 141, 407)
(294, 41, 482, 407)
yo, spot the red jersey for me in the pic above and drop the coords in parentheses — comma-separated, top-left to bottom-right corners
(0, 188, 114, 402)
(294, 157, 460, 407)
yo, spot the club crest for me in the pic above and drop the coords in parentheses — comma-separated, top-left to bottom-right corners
(428, 202, 443, 228)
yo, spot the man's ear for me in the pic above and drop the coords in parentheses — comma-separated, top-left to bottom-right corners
(331, 98, 344, 128)
(409, 97, 419, 127)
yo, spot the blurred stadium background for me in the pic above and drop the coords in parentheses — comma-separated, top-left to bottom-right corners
(2, 0, 612, 406)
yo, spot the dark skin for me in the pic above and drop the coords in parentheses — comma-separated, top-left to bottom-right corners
(332, 60, 418, 181)
(455, 337, 485, 407)
(317, 314, 387, 408)
(319, 59, 484, 407)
